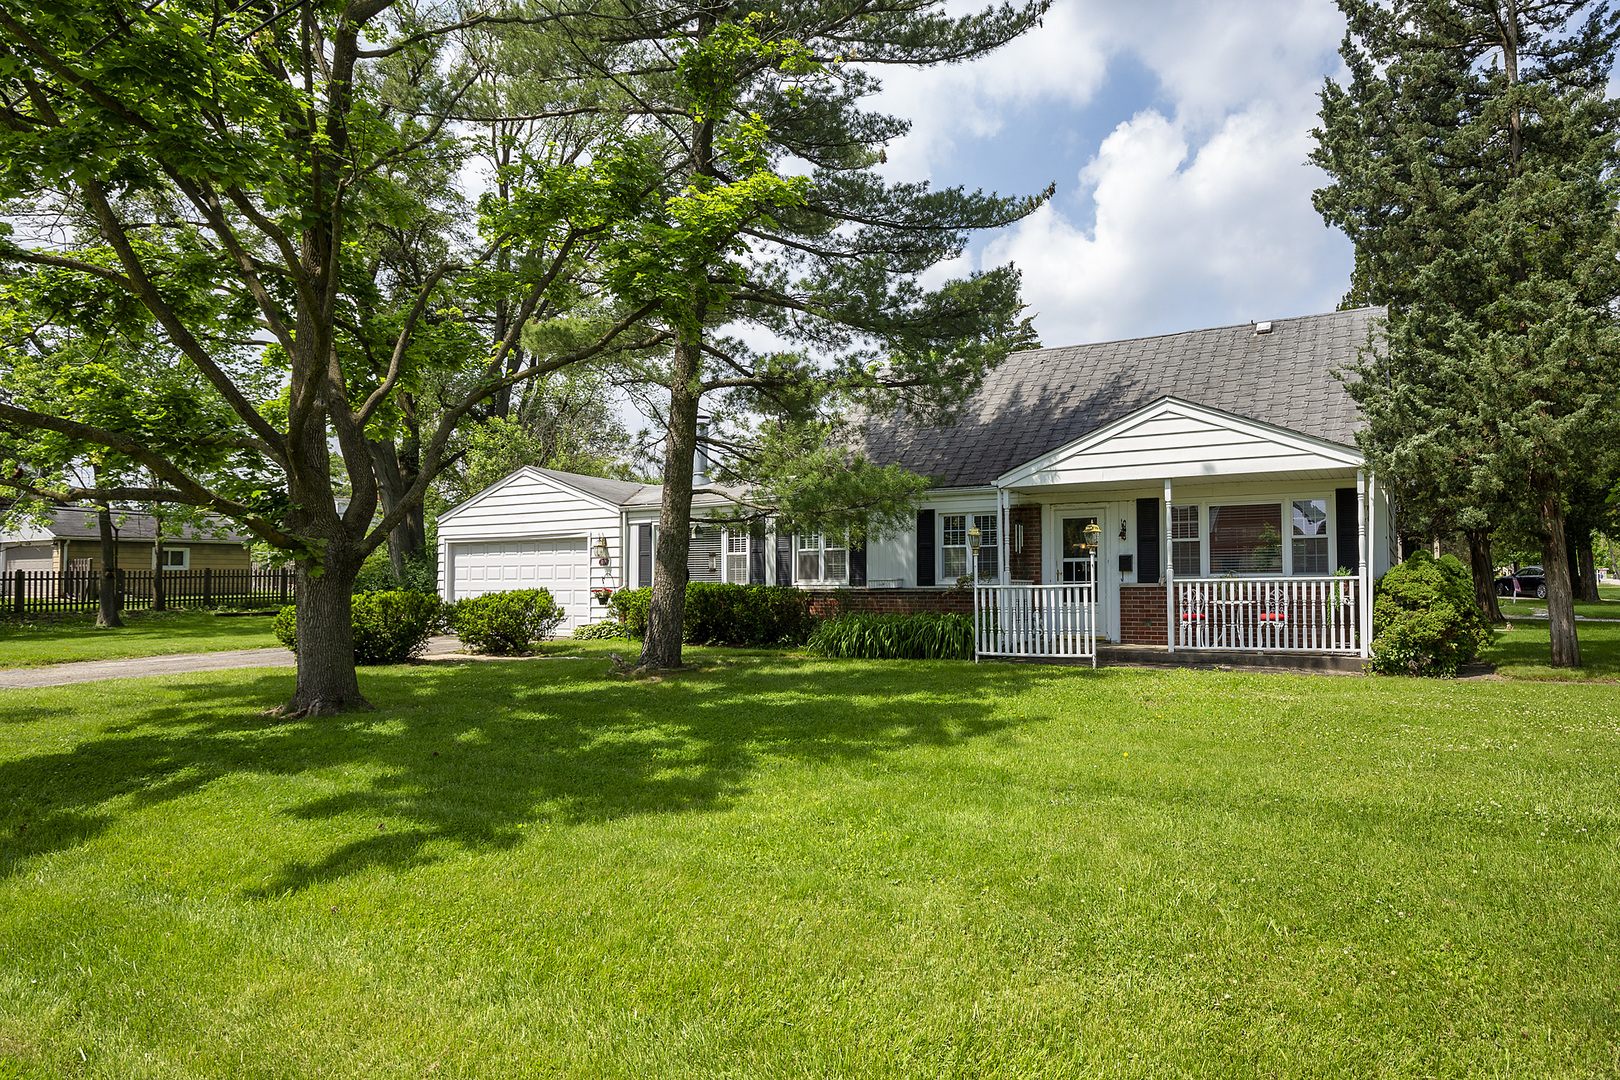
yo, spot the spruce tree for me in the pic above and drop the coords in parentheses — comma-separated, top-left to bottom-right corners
(1312, 0, 1620, 666)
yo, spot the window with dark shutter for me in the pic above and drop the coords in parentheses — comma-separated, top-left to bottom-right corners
(775, 532, 793, 584)
(1335, 488, 1359, 572)
(749, 524, 767, 584)
(636, 524, 652, 587)
(848, 542, 866, 586)
(1135, 498, 1159, 582)
(916, 509, 935, 586)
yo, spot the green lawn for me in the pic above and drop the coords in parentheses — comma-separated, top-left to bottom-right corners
(0, 610, 280, 668)
(1483, 620, 1620, 681)
(1498, 595, 1620, 621)
(2, 649, 1617, 1077)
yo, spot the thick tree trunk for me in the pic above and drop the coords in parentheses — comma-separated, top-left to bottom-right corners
(96, 505, 122, 628)
(284, 554, 369, 716)
(1465, 528, 1503, 623)
(1539, 494, 1580, 668)
(640, 336, 702, 670)
(152, 535, 166, 612)
(1577, 535, 1600, 603)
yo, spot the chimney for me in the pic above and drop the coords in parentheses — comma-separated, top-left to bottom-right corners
(694, 413, 711, 486)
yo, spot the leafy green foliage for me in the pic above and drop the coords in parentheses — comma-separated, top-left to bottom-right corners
(1370, 552, 1492, 676)
(808, 612, 974, 661)
(451, 590, 566, 655)
(571, 619, 627, 641)
(609, 584, 815, 647)
(274, 591, 442, 665)
(352, 551, 437, 596)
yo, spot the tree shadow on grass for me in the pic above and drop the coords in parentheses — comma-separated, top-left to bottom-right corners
(0, 655, 1065, 894)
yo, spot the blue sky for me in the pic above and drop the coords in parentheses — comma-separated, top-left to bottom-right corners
(869, 0, 1358, 347)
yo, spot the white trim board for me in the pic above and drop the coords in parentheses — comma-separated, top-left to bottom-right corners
(996, 397, 1364, 490)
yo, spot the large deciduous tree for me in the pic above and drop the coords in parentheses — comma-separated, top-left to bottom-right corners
(0, 0, 654, 713)
(562, 1, 1050, 670)
(1312, 0, 1620, 666)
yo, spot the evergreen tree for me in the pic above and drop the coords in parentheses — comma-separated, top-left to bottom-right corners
(557, 1, 1049, 669)
(1312, 0, 1620, 666)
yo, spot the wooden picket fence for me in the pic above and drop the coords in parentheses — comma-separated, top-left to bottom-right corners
(7, 567, 296, 615)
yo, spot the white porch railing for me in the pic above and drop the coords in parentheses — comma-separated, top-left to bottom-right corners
(1174, 576, 1361, 653)
(975, 583, 1097, 665)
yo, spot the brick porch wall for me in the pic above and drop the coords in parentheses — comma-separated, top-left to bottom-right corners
(1119, 583, 1168, 645)
(1009, 506, 1042, 583)
(803, 588, 974, 618)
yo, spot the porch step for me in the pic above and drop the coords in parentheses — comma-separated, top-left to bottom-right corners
(1098, 644, 1365, 674)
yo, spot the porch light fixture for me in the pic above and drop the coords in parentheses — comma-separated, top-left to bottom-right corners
(967, 524, 981, 554)
(707, 552, 721, 573)
(1082, 522, 1102, 550)
(591, 537, 610, 564)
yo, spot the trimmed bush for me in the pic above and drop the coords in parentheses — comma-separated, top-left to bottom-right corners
(452, 589, 565, 654)
(272, 589, 442, 664)
(808, 611, 974, 661)
(1369, 551, 1491, 676)
(608, 584, 815, 647)
(354, 550, 438, 596)
(572, 619, 627, 640)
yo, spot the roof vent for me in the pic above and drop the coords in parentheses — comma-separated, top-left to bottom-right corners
(1254, 321, 1273, 335)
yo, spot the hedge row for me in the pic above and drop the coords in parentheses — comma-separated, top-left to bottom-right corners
(609, 583, 816, 647)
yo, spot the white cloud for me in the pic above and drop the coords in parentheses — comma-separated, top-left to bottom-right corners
(869, 0, 1355, 345)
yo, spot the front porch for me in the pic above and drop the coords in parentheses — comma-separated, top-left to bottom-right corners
(966, 396, 1388, 667)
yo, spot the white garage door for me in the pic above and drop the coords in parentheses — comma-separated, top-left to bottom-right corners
(449, 538, 591, 632)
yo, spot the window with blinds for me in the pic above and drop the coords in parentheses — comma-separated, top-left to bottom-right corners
(1291, 499, 1329, 574)
(1209, 504, 1283, 574)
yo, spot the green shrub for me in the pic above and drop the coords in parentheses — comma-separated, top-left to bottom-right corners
(271, 589, 442, 664)
(808, 611, 974, 661)
(572, 619, 627, 640)
(1369, 551, 1490, 676)
(452, 589, 565, 654)
(684, 583, 816, 647)
(608, 584, 815, 646)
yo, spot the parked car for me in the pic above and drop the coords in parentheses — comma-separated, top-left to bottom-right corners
(1496, 566, 1546, 598)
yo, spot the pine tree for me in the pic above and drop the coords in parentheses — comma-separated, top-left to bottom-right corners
(1312, 0, 1620, 666)
(556, 1, 1050, 669)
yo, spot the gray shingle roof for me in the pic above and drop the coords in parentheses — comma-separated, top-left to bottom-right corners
(16, 506, 253, 543)
(534, 467, 745, 510)
(854, 307, 1381, 487)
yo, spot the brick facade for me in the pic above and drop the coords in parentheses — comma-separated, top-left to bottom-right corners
(1009, 505, 1042, 583)
(1119, 583, 1168, 645)
(803, 588, 974, 618)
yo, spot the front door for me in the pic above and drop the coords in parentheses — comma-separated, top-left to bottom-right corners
(1060, 515, 1100, 584)
(1059, 512, 1107, 641)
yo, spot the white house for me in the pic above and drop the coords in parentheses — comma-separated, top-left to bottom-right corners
(437, 307, 1394, 660)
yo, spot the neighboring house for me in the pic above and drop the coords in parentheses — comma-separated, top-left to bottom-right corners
(437, 307, 1395, 656)
(0, 506, 254, 576)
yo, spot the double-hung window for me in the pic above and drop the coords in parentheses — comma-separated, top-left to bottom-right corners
(1170, 505, 1200, 577)
(155, 547, 189, 570)
(941, 515, 968, 580)
(1291, 499, 1330, 575)
(942, 513, 998, 582)
(725, 531, 749, 582)
(796, 533, 847, 584)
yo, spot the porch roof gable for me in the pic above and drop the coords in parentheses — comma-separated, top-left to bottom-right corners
(995, 396, 1364, 490)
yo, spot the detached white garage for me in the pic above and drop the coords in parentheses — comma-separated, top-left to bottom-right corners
(437, 468, 647, 633)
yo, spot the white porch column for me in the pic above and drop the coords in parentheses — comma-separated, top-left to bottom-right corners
(1364, 471, 1378, 657)
(999, 486, 1010, 586)
(1164, 478, 1174, 653)
(1357, 470, 1369, 658)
